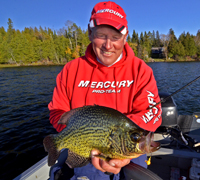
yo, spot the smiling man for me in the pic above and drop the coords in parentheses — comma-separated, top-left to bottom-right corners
(48, 1, 162, 180)
(89, 25, 127, 67)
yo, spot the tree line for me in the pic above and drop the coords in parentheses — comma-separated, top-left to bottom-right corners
(0, 18, 200, 64)
(127, 28, 200, 61)
(0, 19, 90, 64)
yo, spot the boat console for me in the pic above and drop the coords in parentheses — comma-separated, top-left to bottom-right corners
(149, 93, 200, 180)
(159, 92, 179, 127)
(156, 92, 200, 150)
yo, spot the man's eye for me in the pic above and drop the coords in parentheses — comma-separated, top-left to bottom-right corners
(96, 34, 106, 39)
(112, 36, 120, 41)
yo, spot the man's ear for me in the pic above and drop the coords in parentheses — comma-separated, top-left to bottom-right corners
(88, 24, 92, 41)
(124, 30, 129, 45)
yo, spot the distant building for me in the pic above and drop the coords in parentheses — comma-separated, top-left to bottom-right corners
(151, 47, 166, 58)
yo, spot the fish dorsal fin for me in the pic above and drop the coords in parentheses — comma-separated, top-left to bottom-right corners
(58, 109, 77, 125)
(58, 107, 85, 125)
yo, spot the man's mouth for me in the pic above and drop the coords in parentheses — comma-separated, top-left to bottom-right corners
(102, 51, 113, 56)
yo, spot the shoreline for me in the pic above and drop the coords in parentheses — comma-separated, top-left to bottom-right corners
(0, 59, 198, 68)
(0, 63, 66, 68)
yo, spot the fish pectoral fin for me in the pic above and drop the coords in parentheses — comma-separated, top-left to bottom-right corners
(66, 149, 90, 168)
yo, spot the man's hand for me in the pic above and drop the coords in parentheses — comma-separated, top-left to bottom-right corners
(91, 150, 131, 174)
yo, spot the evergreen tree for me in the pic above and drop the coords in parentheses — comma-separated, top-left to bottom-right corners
(76, 27, 90, 57)
(80, 29, 90, 56)
(131, 30, 139, 44)
(155, 31, 161, 47)
(188, 35, 197, 56)
(22, 27, 36, 63)
(152, 30, 156, 46)
(143, 31, 151, 57)
(139, 32, 144, 45)
(137, 44, 143, 59)
(176, 41, 185, 58)
(32, 37, 43, 62)
(178, 32, 185, 43)
(0, 41, 9, 64)
(147, 31, 153, 46)
(181, 32, 197, 57)
(168, 28, 178, 57)
(0, 30, 9, 63)
(127, 34, 131, 43)
(0, 27, 6, 39)
(194, 30, 200, 59)
(54, 35, 70, 62)
(7, 18, 14, 43)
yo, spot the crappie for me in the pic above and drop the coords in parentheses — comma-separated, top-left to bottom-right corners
(43, 105, 160, 168)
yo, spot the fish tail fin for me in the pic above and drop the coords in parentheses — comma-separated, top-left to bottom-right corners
(43, 134, 59, 166)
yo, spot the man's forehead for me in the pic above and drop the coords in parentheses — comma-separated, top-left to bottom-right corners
(94, 25, 122, 35)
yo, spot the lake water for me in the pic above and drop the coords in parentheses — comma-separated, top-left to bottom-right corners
(0, 62, 200, 179)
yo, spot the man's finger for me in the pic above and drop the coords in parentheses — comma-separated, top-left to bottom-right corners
(108, 158, 131, 168)
(91, 151, 106, 172)
(100, 159, 121, 174)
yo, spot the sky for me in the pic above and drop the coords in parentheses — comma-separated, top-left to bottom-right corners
(0, 0, 200, 38)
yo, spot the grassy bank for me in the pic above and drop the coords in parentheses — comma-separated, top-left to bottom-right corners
(0, 58, 198, 68)
(0, 62, 65, 68)
(146, 57, 198, 62)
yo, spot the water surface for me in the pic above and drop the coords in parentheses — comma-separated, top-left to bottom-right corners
(0, 62, 199, 179)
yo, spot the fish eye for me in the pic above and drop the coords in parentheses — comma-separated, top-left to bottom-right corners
(130, 133, 141, 142)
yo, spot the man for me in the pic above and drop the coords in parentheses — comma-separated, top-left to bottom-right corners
(48, 1, 162, 179)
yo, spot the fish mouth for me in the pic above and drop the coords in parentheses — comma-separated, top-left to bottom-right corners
(139, 132, 160, 153)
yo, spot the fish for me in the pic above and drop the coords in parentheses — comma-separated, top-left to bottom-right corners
(43, 105, 160, 168)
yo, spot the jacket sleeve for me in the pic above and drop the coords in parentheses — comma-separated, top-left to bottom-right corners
(48, 67, 71, 132)
(125, 62, 162, 132)
(49, 109, 66, 132)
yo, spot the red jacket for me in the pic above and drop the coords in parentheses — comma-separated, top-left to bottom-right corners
(48, 43, 162, 132)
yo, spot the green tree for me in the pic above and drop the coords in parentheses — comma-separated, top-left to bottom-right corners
(147, 31, 153, 46)
(168, 28, 177, 58)
(181, 32, 197, 57)
(0, 27, 6, 39)
(6, 18, 14, 43)
(0, 33, 9, 63)
(32, 37, 42, 62)
(139, 32, 144, 45)
(76, 28, 90, 57)
(143, 31, 151, 57)
(155, 31, 161, 47)
(128, 42, 138, 56)
(54, 35, 70, 62)
(151, 30, 157, 47)
(131, 30, 139, 44)
(194, 30, 200, 59)
(176, 42, 185, 58)
(188, 35, 197, 56)
(127, 34, 131, 43)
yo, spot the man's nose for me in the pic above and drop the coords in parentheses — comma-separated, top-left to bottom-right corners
(103, 38, 112, 50)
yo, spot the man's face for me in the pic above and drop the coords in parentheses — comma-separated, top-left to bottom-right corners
(89, 25, 128, 66)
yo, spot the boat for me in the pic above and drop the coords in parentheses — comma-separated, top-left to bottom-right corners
(13, 92, 200, 180)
